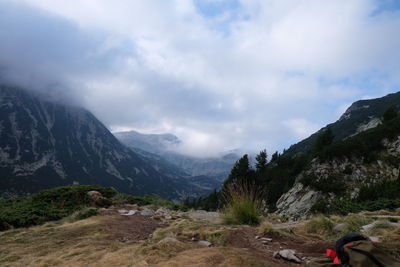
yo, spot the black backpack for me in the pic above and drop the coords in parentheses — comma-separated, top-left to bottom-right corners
(307, 234, 400, 267)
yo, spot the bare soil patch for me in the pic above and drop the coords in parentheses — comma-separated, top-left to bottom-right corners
(226, 226, 334, 266)
(105, 212, 164, 242)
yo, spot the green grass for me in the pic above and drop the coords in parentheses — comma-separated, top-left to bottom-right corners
(222, 183, 262, 225)
(304, 215, 334, 236)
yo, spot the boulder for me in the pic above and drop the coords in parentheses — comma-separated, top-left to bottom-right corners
(121, 210, 138, 216)
(198, 240, 212, 247)
(141, 208, 155, 216)
(87, 190, 102, 201)
(276, 183, 323, 221)
(273, 249, 302, 263)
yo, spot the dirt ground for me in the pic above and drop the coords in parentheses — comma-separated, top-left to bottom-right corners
(226, 227, 334, 266)
(100, 205, 165, 242)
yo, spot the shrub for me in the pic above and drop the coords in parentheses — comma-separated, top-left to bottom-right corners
(74, 208, 98, 220)
(329, 198, 400, 215)
(0, 185, 116, 229)
(301, 174, 346, 195)
(94, 198, 112, 208)
(357, 180, 400, 202)
(304, 215, 334, 236)
(222, 183, 262, 225)
(311, 200, 330, 214)
(344, 215, 371, 232)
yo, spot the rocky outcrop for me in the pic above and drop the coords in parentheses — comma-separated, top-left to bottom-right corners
(276, 183, 324, 220)
(276, 137, 400, 220)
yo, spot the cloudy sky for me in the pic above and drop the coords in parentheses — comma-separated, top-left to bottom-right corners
(1, 0, 400, 157)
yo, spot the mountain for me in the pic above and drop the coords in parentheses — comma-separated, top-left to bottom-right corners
(0, 85, 208, 199)
(274, 92, 400, 219)
(114, 130, 238, 183)
(285, 92, 400, 156)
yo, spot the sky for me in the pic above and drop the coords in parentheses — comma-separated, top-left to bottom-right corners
(1, 0, 400, 157)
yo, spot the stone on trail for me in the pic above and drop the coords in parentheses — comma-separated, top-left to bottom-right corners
(198, 240, 212, 247)
(121, 210, 138, 216)
(140, 208, 155, 216)
(273, 249, 302, 263)
(118, 209, 129, 214)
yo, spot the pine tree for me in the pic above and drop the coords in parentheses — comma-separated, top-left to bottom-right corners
(383, 105, 398, 122)
(255, 149, 267, 173)
(224, 154, 254, 186)
(313, 126, 334, 153)
(270, 151, 279, 163)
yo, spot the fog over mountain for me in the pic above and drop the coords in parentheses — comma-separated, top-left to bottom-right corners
(1, 0, 400, 157)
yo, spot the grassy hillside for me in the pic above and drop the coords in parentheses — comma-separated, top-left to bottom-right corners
(0, 185, 184, 231)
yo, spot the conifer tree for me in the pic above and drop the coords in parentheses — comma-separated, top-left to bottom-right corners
(224, 154, 254, 186)
(255, 149, 267, 173)
(383, 105, 398, 122)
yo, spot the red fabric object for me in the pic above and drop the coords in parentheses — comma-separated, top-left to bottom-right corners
(333, 257, 341, 264)
(326, 249, 337, 259)
(373, 241, 379, 245)
(346, 243, 353, 247)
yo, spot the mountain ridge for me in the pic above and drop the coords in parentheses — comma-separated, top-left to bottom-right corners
(284, 91, 400, 156)
(0, 85, 210, 199)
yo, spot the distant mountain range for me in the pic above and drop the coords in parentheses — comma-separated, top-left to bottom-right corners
(0, 85, 223, 199)
(114, 130, 239, 183)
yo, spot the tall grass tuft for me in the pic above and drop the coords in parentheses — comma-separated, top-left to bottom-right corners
(222, 182, 263, 225)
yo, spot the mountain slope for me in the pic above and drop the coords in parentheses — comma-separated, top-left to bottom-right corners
(285, 92, 400, 156)
(0, 85, 203, 199)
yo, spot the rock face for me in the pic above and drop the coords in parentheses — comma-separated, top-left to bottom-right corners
(276, 137, 400, 220)
(276, 183, 324, 220)
(0, 85, 206, 199)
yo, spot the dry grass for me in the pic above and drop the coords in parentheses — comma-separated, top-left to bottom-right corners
(152, 218, 229, 246)
(258, 222, 278, 236)
(0, 216, 116, 266)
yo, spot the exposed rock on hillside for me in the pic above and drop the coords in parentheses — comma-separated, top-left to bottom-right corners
(276, 137, 400, 220)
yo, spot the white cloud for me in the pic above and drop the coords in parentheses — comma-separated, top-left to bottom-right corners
(1, 0, 400, 156)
